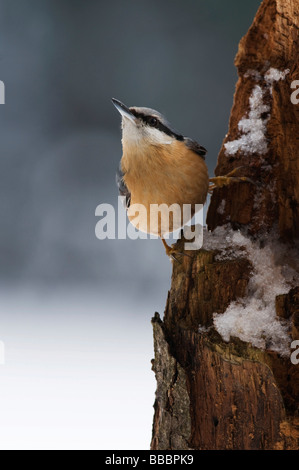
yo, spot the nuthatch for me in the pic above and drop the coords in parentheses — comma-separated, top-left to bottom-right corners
(111, 98, 250, 259)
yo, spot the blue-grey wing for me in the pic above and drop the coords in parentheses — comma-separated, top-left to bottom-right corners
(116, 164, 131, 208)
(184, 137, 207, 159)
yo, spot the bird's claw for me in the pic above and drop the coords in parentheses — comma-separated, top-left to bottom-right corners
(161, 238, 192, 262)
(208, 167, 255, 193)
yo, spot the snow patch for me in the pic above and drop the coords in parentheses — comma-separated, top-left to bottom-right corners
(224, 85, 269, 156)
(224, 67, 290, 157)
(202, 226, 299, 356)
(265, 67, 289, 84)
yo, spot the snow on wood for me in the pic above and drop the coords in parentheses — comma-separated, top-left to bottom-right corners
(224, 68, 289, 157)
(202, 226, 299, 355)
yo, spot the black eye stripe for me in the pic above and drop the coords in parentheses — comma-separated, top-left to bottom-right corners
(130, 110, 184, 141)
(155, 121, 184, 141)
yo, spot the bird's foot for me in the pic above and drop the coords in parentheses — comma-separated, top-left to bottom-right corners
(208, 166, 254, 194)
(161, 238, 192, 262)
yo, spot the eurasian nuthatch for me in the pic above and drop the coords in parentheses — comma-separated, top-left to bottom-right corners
(111, 98, 249, 259)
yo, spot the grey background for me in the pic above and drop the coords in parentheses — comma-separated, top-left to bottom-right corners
(0, 0, 262, 449)
(0, 0, 261, 293)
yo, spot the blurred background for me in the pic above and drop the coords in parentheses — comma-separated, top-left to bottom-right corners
(0, 0, 261, 450)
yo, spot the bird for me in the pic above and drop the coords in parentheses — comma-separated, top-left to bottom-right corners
(112, 98, 250, 259)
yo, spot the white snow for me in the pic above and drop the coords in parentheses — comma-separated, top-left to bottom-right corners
(202, 226, 299, 356)
(265, 67, 289, 84)
(224, 85, 270, 156)
(202, 225, 245, 260)
(224, 67, 290, 157)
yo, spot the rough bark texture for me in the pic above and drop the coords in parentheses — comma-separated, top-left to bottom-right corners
(151, 0, 299, 450)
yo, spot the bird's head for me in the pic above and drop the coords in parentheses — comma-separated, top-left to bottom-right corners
(111, 98, 184, 147)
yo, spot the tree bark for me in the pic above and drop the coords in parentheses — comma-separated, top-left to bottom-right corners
(151, 0, 299, 450)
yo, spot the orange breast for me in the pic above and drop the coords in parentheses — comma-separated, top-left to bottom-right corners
(121, 140, 209, 236)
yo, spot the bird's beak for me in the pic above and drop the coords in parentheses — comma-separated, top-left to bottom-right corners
(111, 98, 137, 124)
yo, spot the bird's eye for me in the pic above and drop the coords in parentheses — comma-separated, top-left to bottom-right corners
(149, 117, 158, 127)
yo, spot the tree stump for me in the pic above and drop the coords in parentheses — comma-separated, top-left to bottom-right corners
(151, 0, 299, 450)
